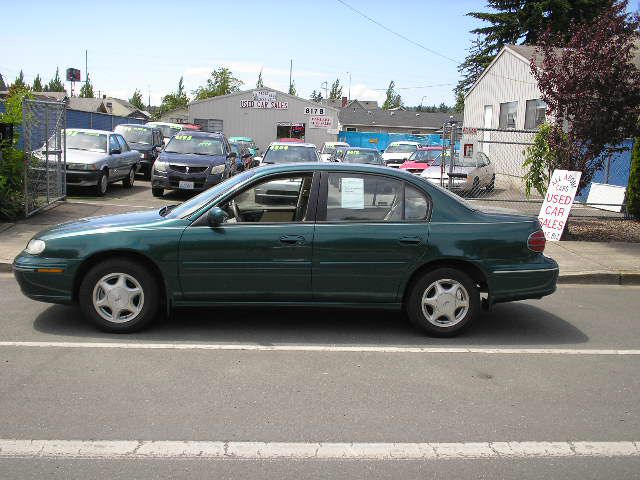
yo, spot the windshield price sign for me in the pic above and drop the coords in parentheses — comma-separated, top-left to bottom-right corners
(309, 116, 333, 129)
(538, 169, 582, 241)
(304, 107, 325, 115)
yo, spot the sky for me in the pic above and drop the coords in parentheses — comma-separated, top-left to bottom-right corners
(1, 0, 489, 107)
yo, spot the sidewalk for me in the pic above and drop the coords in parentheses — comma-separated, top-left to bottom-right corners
(1, 201, 639, 284)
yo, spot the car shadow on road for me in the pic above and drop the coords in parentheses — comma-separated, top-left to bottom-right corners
(33, 301, 588, 346)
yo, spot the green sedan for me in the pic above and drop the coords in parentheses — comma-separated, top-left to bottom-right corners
(13, 164, 558, 337)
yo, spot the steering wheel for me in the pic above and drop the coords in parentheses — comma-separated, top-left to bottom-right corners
(231, 199, 242, 222)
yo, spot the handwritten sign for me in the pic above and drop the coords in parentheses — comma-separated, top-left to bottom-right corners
(309, 116, 333, 129)
(538, 169, 581, 241)
(341, 177, 364, 209)
(240, 100, 288, 109)
(253, 90, 276, 102)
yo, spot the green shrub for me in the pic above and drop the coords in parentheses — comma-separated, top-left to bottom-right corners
(628, 138, 640, 218)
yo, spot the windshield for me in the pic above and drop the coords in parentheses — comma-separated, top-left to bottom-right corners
(167, 170, 256, 219)
(164, 134, 224, 156)
(157, 125, 182, 139)
(385, 144, 418, 154)
(409, 149, 443, 165)
(262, 145, 318, 164)
(115, 126, 153, 145)
(341, 149, 382, 164)
(65, 131, 107, 152)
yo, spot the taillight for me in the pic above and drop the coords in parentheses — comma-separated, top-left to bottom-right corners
(527, 230, 546, 253)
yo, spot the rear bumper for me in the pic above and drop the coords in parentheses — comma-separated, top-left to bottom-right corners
(489, 256, 559, 304)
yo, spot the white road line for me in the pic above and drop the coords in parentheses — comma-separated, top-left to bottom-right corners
(0, 440, 638, 459)
(1, 341, 640, 355)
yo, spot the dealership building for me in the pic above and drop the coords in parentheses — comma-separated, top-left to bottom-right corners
(188, 87, 340, 151)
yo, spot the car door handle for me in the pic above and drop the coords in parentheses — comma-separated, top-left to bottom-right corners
(398, 236, 423, 246)
(280, 235, 306, 245)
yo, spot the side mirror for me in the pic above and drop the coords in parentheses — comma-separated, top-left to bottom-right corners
(111, 148, 121, 155)
(207, 207, 228, 227)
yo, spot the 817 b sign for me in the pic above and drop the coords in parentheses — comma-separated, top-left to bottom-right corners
(304, 107, 325, 115)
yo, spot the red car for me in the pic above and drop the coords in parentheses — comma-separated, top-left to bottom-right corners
(276, 138, 305, 143)
(399, 146, 445, 175)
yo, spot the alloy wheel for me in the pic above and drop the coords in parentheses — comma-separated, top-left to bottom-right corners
(92, 272, 144, 323)
(421, 279, 469, 327)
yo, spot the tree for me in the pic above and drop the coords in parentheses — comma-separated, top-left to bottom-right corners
(256, 69, 264, 88)
(129, 89, 145, 110)
(627, 138, 640, 218)
(328, 78, 343, 100)
(47, 68, 66, 93)
(154, 77, 190, 119)
(193, 67, 243, 100)
(530, 1, 640, 191)
(79, 73, 94, 98)
(32, 74, 43, 92)
(11, 70, 27, 89)
(288, 80, 297, 96)
(455, 0, 615, 104)
(310, 90, 323, 103)
(382, 80, 402, 110)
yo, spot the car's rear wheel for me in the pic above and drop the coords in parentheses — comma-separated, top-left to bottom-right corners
(406, 267, 480, 337)
(78, 259, 159, 333)
(94, 170, 108, 196)
(486, 174, 495, 192)
(123, 167, 135, 188)
(152, 187, 164, 197)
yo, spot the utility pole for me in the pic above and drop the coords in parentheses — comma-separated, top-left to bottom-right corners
(85, 50, 88, 84)
(347, 72, 351, 102)
(321, 81, 328, 100)
(147, 84, 151, 109)
(289, 59, 293, 94)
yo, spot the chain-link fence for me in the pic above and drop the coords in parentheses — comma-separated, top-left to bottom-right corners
(22, 99, 66, 217)
(436, 126, 633, 219)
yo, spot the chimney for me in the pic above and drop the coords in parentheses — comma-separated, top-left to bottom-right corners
(341, 96, 348, 108)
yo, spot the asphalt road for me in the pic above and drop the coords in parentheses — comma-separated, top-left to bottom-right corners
(1, 274, 639, 479)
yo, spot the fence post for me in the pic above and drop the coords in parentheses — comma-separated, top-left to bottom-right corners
(45, 103, 50, 204)
(23, 100, 28, 217)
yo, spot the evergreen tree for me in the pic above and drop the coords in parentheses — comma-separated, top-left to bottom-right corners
(129, 89, 145, 110)
(193, 67, 243, 100)
(382, 81, 402, 110)
(47, 68, 66, 92)
(310, 90, 323, 102)
(328, 78, 343, 100)
(455, 0, 614, 102)
(628, 138, 640, 218)
(79, 73, 94, 98)
(256, 69, 264, 88)
(11, 70, 27, 89)
(32, 74, 43, 92)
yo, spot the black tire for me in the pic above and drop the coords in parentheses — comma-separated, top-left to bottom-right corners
(94, 170, 108, 196)
(142, 167, 152, 181)
(486, 175, 495, 192)
(78, 258, 160, 333)
(152, 187, 164, 198)
(405, 267, 480, 337)
(123, 167, 135, 188)
(470, 177, 480, 196)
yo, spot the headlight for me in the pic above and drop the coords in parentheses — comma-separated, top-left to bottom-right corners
(210, 164, 225, 175)
(154, 161, 168, 173)
(140, 152, 148, 159)
(25, 239, 46, 255)
(67, 163, 97, 171)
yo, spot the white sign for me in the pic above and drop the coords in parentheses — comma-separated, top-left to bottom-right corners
(240, 100, 288, 109)
(253, 90, 276, 102)
(538, 169, 582, 241)
(304, 107, 325, 115)
(309, 115, 333, 129)
(341, 177, 364, 209)
(586, 182, 626, 212)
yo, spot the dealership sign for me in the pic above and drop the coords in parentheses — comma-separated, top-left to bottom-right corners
(309, 116, 333, 128)
(538, 169, 582, 241)
(241, 99, 288, 109)
(253, 90, 277, 102)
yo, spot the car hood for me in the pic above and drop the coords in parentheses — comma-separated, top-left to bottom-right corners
(382, 152, 412, 162)
(421, 165, 471, 177)
(36, 209, 172, 240)
(399, 161, 429, 169)
(66, 149, 108, 164)
(158, 151, 226, 166)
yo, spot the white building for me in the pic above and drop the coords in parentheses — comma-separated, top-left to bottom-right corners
(461, 45, 548, 190)
(188, 87, 339, 151)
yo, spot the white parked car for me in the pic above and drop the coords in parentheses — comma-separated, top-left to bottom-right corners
(381, 141, 421, 168)
(319, 141, 349, 161)
(420, 151, 496, 193)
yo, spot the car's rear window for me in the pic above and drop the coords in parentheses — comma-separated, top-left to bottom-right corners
(385, 144, 418, 154)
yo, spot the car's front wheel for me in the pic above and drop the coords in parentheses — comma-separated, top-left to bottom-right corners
(95, 170, 108, 196)
(406, 267, 480, 337)
(78, 259, 160, 333)
(123, 167, 135, 188)
(152, 187, 164, 197)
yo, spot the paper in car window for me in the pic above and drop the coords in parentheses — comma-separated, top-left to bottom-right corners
(341, 177, 364, 209)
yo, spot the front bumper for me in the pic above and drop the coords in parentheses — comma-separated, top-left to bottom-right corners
(13, 254, 76, 304)
(151, 169, 224, 192)
(66, 170, 101, 187)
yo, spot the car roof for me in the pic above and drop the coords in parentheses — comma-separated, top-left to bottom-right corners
(115, 124, 157, 130)
(268, 141, 317, 148)
(174, 131, 224, 138)
(416, 146, 444, 150)
(252, 162, 424, 179)
(325, 141, 349, 145)
(335, 146, 378, 152)
(65, 128, 112, 135)
(147, 122, 182, 128)
(388, 141, 421, 146)
(229, 136, 253, 141)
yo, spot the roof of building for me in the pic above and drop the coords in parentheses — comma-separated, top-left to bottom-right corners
(0, 74, 6, 91)
(67, 97, 107, 113)
(339, 100, 461, 130)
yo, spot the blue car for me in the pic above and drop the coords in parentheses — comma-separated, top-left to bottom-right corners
(151, 131, 236, 197)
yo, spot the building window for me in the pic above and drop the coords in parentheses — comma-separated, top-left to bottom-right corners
(194, 118, 223, 133)
(345, 127, 357, 132)
(499, 101, 518, 129)
(525, 99, 547, 129)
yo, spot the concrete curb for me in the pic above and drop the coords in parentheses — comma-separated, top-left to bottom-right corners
(1, 258, 639, 285)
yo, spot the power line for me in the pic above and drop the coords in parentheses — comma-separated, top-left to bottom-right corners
(371, 82, 456, 91)
(335, 0, 460, 64)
